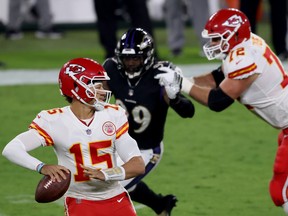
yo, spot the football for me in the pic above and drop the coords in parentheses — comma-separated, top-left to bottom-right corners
(35, 171, 71, 203)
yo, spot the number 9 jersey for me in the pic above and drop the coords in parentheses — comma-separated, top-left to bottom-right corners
(103, 59, 175, 150)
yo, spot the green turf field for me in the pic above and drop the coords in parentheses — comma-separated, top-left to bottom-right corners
(0, 84, 282, 215)
(0, 24, 284, 216)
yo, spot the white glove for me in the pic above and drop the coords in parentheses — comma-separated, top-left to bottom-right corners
(162, 72, 182, 99)
(154, 67, 182, 99)
(159, 72, 182, 99)
(154, 66, 176, 83)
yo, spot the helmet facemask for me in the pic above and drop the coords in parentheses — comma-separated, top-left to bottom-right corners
(120, 54, 144, 79)
(202, 29, 234, 60)
(66, 70, 112, 111)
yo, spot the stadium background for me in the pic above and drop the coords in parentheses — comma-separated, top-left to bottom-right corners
(0, 0, 287, 215)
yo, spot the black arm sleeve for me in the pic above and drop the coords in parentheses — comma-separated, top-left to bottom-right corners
(208, 88, 234, 112)
(211, 66, 225, 87)
(169, 94, 195, 118)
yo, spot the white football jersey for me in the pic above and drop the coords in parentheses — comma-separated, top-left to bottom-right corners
(29, 105, 139, 200)
(222, 33, 288, 129)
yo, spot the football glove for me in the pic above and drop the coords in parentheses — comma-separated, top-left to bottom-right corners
(154, 66, 182, 99)
(154, 66, 183, 83)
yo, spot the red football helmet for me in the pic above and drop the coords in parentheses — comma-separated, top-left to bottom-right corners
(58, 58, 111, 110)
(202, 8, 251, 60)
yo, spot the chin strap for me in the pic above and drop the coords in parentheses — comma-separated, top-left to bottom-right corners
(93, 100, 107, 111)
(125, 70, 142, 79)
(71, 90, 106, 111)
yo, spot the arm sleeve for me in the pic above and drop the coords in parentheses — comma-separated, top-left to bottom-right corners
(2, 130, 44, 171)
(115, 132, 141, 163)
(208, 87, 234, 112)
(169, 93, 195, 118)
(211, 66, 225, 87)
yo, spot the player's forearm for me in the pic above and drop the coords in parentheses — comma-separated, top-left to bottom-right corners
(188, 85, 211, 106)
(2, 138, 42, 171)
(122, 156, 145, 179)
(169, 94, 195, 118)
(194, 73, 217, 88)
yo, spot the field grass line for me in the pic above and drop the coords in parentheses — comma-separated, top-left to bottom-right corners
(1, 61, 287, 86)
(0, 63, 220, 86)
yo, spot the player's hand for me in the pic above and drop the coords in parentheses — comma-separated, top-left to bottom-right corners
(40, 164, 70, 182)
(154, 66, 182, 84)
(163, 72, 182, 99)
(80, 164, 105, 181)
(155, 67, 182, 99)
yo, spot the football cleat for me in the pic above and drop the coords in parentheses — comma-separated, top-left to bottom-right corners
(158, 194, 178, 216)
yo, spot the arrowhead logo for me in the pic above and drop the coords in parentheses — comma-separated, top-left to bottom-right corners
(223, 15, 243, 28)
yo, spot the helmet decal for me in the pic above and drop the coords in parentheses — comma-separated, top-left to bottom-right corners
(65, 64, 86, 76)
(223, 15, 243, 28)
(140, 35, 152, 50)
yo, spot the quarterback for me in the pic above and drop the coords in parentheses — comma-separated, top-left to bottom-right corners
(174, 8, 288, 214)
(2, 58, 145, 216)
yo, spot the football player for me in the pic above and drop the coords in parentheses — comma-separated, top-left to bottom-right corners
(102, 28, 195, 216)
(175, 8, 288, 214)
(2, 58, 145, 216)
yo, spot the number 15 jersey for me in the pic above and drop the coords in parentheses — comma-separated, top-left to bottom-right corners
(29, 105, 141, 200)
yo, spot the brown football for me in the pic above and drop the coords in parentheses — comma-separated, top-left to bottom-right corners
(35, 171, 71, 203)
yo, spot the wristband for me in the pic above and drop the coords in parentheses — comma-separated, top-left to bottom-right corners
(36, 162, 45, 173)
(100, 166, 125, 181)
(181, 76, 194, 94)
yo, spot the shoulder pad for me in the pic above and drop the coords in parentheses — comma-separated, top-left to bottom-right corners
(36, 108, 65, 122)
(153, 61, 175, 69)
(103, 57, 117, 67)
(104, 104, 127, 119)
(224, 47, 256, 79)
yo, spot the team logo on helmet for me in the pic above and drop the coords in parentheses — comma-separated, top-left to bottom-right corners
(102, 121, 116, 136)
(223, 15, 243, 28)
(65, 64, 86, 76)
(139, 35, 151, 50)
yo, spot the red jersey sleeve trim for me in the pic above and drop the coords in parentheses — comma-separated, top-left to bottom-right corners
(116, 122, 129, 139)
(228, 63, 257, 78)
(244, 104, 254, 110)
(29, 122, 54, 146)
(104, 104, 119, 110)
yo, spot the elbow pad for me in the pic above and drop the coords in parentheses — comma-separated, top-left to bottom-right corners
(170, 94, 195, 118)
(208, 88, 234, 112)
